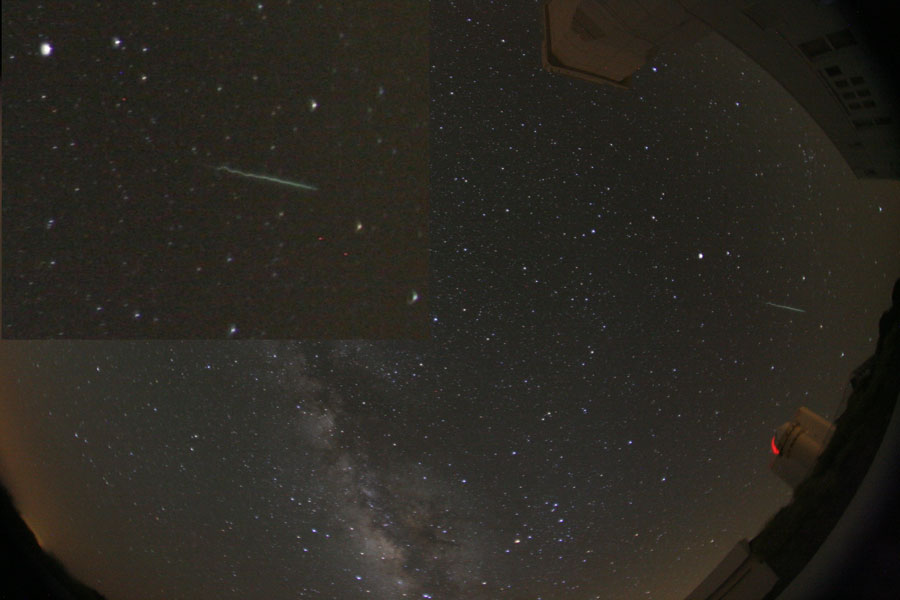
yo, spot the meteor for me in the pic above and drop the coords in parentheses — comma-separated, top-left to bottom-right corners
(213, 165, 318, 192)
(765, 301, 805, 314)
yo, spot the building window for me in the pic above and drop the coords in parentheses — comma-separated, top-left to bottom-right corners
(825, 65, 842, 76)
(874, 117, 893, 125)
(827, 28, 856, 50)
(857, 89, 871, 97)
(850, 76, 865, 85)
(862, 100, 876, 108)
(853, 118, 874, 129)
(849, 102, 862, 110)
(842, 91, 856, 99)
(800, 38, 831, 59)
(835, 79, 849, 88)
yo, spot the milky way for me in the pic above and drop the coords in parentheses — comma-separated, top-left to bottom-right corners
(258, 343, 488, 598)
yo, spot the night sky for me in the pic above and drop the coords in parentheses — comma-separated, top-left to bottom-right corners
(2, 1, 900, 600)
(2, 1, 429, 338)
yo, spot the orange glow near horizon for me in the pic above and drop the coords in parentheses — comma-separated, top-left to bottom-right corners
(28, 517, 44, 547)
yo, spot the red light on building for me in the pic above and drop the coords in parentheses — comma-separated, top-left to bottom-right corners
(770, 436, 780, 455)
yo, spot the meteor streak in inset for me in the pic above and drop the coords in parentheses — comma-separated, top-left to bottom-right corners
(213, 165, 318, 192)
(765, 301, 806, 313)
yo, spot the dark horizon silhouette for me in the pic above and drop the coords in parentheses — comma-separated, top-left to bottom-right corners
(0, 479, 107, 600)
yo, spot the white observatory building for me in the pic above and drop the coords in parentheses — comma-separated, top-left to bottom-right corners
(769, 406, 836, 490)
(541, 0, 900, 179)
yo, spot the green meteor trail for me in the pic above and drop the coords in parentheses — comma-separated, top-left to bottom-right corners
(765, 301, 806, 313)
(213, 166, 318, 192)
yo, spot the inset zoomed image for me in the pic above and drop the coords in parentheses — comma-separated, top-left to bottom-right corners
(2, 1, 429, 339)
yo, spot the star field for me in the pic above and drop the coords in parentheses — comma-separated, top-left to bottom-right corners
(2, 1, 429, 338)
(2, 2, 900, 600)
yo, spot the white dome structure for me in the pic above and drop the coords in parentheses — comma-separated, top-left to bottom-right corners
(770, 407, 836, 490)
